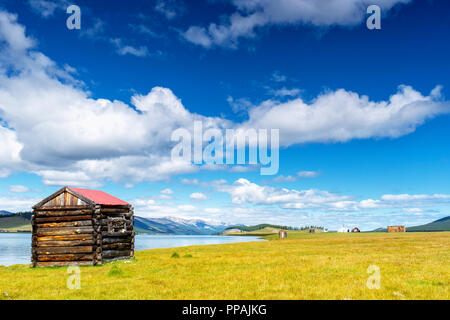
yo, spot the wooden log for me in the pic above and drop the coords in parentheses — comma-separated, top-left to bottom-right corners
(35, 261, 94, 267)
(100, 207, 130, 213)
(35, 215, 92, 223)
(100, 225, 131, 232)
(102, 256, 131, 263)
(35, 246, 93, 254)
(100, 219, 132, 226)
(38, 220, 92, 228)
(102, 243, 132, 250)
(34, 206, 91, 211)
(37, 240, 95, 247)
(37, 253, 94, 262)
(37, 234, 93, 241)
(36, 227, 94, 236)
(102, 250, 131, 259)
(102, 231, 133, 237)
(102, 236, 132, 244)
(35, 210, 93, 217)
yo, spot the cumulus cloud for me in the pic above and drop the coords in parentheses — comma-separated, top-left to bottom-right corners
(0, 126, 23, 178)
(0, 9, 449, 188)
(240, 85, 450, 146)
(155, 0, 186, 20)
(0, 196, 40, 211)
(27, 0, 69, 18)
(190, 192, 208, 200)
(9, 185, 30, 193)
(381, 193, 450, 201)
(161, 188, 174, 195)
(270, 175, 297, 183)
(110, 38, 149, 57)
(218, 178, 350, 207)
(216, 178, 450, 213)
(297, 171, 321, 178)
(183, 0, 411, 48)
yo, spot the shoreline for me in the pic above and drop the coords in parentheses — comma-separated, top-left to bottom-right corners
(0, 230, 31, 233)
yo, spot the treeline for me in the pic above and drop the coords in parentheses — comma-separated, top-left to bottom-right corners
(225, 224, 324, 232)
(0, 211, 32, 220)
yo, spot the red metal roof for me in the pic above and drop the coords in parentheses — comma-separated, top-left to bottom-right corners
(69, 187, 129, 206)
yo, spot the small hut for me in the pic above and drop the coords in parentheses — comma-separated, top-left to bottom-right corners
(278, 230, 287, 239)
(31, 187, 134, 267)
(351, 227, 360, 233)
(387, 225, 405, 233)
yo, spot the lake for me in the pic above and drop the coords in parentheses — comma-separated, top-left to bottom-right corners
(0, 233, 264, 266)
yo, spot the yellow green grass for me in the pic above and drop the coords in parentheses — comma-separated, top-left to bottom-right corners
(0, 232, 449, 300)
(0, 216, 32, 232)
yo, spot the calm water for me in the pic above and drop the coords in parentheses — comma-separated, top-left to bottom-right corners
(0, 233, 264, 266)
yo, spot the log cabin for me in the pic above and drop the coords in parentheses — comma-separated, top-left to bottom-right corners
(31, 186, 134, 267)
(387, 225, 406, 233)
(278, 230, 287, 239)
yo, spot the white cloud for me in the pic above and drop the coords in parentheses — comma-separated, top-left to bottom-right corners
(241, 86, 450, 146)
(270, 175, 297, 183)
(218, 178, 349, 207)
(0, 196, 39, 212)
(204, 208, 224, 214)
(217, 178, 450, 214)
(0, 11, 35, 52)
(271, 71, 287, 83)
(190, 192, 208, 200)
(0, 126, 23, 178)
(8, 185, 30, 193)
(297, 171, 321, 178)
(177, 204, 195, 211)
(36, 170, 102, 188)
(272, 87, 301, 97)
(381, 194, 450, 201)
(183, 26, 213, 48)
(0, 9, 449, 188)
(155, 0, 185, 20)
(183, 0, 411, 48)
(28, 0, 68, 18)
(110, 38, 149, 57)
(180, 178, 200, 185)
(161, 188, 174, 195)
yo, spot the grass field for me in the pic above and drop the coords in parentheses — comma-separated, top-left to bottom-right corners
(0, 232, 448, 299)
(0, 216, 32, 232)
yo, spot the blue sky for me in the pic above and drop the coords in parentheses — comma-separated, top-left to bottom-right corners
(0, 0, 449, 230)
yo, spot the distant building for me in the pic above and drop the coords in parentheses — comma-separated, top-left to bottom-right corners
(351, 227, 360, 233)
(278, 230, 287, 239)
(337, 227, 348, 233)
(387, 226, 406, 233)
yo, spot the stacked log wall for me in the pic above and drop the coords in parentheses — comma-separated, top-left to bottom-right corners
(31, 194, 134, 267)
(31, 206, 96, 267)
(100, 206, 134, 263)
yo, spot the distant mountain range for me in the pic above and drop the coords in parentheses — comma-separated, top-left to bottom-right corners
(1, 209, 449, 234)
(372, 216, 450, 232)
(0, 210, 229, 234)
(134, 216, 229, 235)
(406, 216, 450, 232)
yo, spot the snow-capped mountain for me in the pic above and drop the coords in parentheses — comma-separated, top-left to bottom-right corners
(134, 216, 229, 235)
